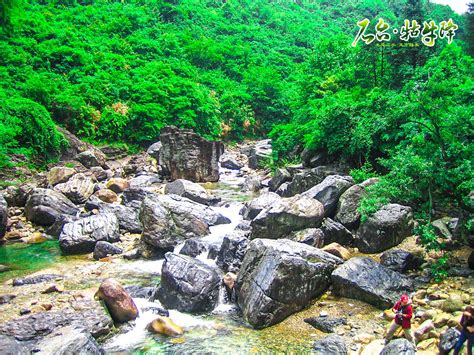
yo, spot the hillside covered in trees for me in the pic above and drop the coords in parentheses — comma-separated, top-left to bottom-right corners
(0, 0, 473, 271)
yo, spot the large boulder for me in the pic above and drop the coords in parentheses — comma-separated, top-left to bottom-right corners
(95, 201, 142, 233)
(25, 188, 79, 226)
(156, 253, 221, 313)
(250, 195, 324, 240)
(356, 204, 414, 253)
(0, 195, 7, 239)
(164, 179, 220, 206)
(380, 249, 423, 274)
(380, 339, 416, 355)
(59, 213, 120, 255)
(220, 153, 243, 170)
(2, 184, 33, 207)
(121, 187, 156, 206)
(312, 334, 347, 355)
(159, 126, 224, 182)
(47, 166, 76, 186)
(139, 194, 229, 250)
(242, 191, 281, 220)
(302, 175, 354, 216)
(279, 166, 340, 198)
(216, 232, 249, 272)
(235, 239, 342, 329)
(32, 326, 103, 355)
(334, 178, 378, 230)
(331, 257, 414, 309)
(95, 279, 138, 323)
(146, 141, 162, 161)
(320, 218, 354, 246)
(54, 173, 96, 204)
(246, 139, 272, 170)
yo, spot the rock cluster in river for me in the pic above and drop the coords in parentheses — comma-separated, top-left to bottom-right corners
(0, 130, 472, 354)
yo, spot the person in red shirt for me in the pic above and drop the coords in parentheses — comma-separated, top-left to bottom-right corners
(385, 294, 415, 345)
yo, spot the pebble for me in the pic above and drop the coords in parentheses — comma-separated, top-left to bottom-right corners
(20, 308, 31, 315)
(319, 311, 328, 317)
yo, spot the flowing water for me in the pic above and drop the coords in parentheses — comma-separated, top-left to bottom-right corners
(0, 168, 317, 353)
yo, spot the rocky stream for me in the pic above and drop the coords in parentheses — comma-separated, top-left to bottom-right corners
(0, 126, 472, 354)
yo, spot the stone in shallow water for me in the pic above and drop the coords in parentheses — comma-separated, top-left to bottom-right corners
(304, 316, 347, 333)
(156, 253, 221, 313)
(147, 316, 184, 337)
(95, 278, 139, 323)
(12, 274, 63, 287)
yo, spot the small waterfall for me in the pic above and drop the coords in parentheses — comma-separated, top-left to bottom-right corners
(212, 283, 238, 314)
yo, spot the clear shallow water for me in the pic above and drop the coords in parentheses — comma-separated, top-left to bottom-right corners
(0, 240, 81, 283)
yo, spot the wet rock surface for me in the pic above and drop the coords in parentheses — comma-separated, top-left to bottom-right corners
(139, 194, 229, 250)
(95, 278, 138, 323)
(156, 253, 221, 313)
(304, 316, 347, 333)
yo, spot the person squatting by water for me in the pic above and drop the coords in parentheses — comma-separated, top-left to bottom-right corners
(385, 294, 415, 346)
(453, 306, 474, 355)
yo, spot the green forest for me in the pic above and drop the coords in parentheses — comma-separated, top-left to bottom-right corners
(0, 0, 473, 272)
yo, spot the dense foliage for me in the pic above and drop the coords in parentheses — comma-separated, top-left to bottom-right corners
(0, 0, 472, 274)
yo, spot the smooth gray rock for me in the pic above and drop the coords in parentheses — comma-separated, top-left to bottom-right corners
(356, 204, 414, 253)
(25, 188, 79, 226)
(32, 326, 103, 355)
(165, 179, 220, 206)
(331, 257, 414, 309)
(380, 338, 416, 355)
(159, 126, 224, 182)
(0, 195, 7, 239)
(93, 241, 123, 260)
(236, 239, 342, 329)
(156, 253, 221, 313)
(129, 174, 161, 188)
(243, 191, 281, 220)
(54, 173, 96, 205)
(217, 232, 249, 273)
(312, 334, 347, 355)
(250, 195, 324, 240)
(140, 194, 230, 250)
(302, 175, 354, 217)
(59, 213, 120, 255)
